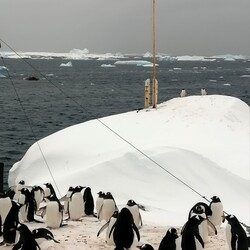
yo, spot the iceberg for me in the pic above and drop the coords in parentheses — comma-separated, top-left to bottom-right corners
(8, 95, 249, 226)
(60, 61, 73, 67)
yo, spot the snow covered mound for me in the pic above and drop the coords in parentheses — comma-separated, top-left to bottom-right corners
(8, 95, 249, 225)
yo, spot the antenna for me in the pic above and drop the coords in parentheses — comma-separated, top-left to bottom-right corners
(152, 0, 157, 108)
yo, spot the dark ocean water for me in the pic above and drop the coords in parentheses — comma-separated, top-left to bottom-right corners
(0, 57, 250, 189)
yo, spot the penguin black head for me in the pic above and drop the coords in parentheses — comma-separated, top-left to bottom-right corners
(97, 191, 105, 198)
(117, 207, 133, 223)
(127, 199, 137, 206)
(105, 192, 113, 199)
(223, 214, 239, 224)
(18, 180, 25, 185)
(112, 211, 119, 218)
(167, 227, 179, 238)
(137, 243, 154, 250)
(211, 196, 221, 202)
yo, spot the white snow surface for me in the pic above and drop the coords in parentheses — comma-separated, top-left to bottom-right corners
(8, 95, 250, 228)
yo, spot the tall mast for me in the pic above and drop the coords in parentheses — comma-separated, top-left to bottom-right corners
(152, 0, 157, 108)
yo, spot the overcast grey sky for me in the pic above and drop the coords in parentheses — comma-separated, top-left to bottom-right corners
(1, 0, 250, 56)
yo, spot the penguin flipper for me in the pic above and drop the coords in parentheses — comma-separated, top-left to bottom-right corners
(195, 231, 204, 248)
(109, 223, 116, 238)
(132, 222, 140, 242)
(139, 212, 143, 227)
(97, 221, 109, 237)
(12, 240, 22, 250)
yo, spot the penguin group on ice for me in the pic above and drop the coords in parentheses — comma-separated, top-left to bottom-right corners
(0, 180, 249, 250)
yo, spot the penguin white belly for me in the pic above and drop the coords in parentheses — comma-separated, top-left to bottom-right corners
(210, 203, 223, 226)
(46, 202, 62, 228)
(34, 191, 43, 211)
(126, 205, 140, 228)
(69, 193, 84, 220)
(225, 224, 233, 250)
(0, 197, 12, 223)
(18, 194, 27, 222)
(100, 200, 116, 222)
(199, 220, 208, 243)
(96, 198, 104, 216)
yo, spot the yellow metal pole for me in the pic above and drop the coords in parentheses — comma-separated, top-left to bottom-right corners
(152, 0, 157, 108)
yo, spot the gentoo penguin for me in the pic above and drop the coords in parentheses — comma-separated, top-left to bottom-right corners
(137, 243, 155, 250)
(19, 188, 43, 223)
(158, 227, 179, 250)
(209, 196, 223, 227)
(96, 191, 105, 216)
(18, 188, 28, 223)
(201, 88, 207, 95)
(180, 89, 187, 97)
(44, 183, 56, 197)
(68, 186, 85, 220)
(32, 228, 60, 243)
(98, 192, 118, 222)
(13, 223, 40, 250)
(223, 214, 248, 250)
(181, 215, 205, 250)
(31, 185, 44, 212)
(188, 202, 216, 243)
(83, 187, 95, 216)
(125, 199, 142, 229)
(63, 186, 74, 215)
(13, 180, 25, 201)
(97, 210, 119, 245)
(0, 192, 12, 235)
(45, 194, 63, 229)
(2, 200, 22, 245)
(110, 207, 140, 249)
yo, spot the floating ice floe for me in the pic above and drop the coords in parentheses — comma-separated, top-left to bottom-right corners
(60, 61, 72, 67)
(101, 64, 116, 68)
(114, 60, 153, 66)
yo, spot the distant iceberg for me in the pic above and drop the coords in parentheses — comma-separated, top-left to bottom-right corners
(101, 64, 116, 68)
(60, 61, 72, 67)
(114, 60, 153, 66)
(176, 56, 216, 62)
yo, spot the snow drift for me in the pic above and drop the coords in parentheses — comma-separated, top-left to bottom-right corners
(8, 95, 250, 226)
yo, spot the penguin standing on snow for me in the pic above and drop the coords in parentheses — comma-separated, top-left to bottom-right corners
(97, 210, 119, 245)
(158, 227, 179, 250)
(13, 223, 40, 250)
(110, 207, 140, 249)
(31, 185, 44, 212)
(68, 186, 85, 220)
(63, 186, 74, 215)
(96, 191, 105, 217)
(98, 192, 118, 222)
(1, 201, 22, 245)
(181, 215, 205, 250)
(0, 192, 12, 236)
(19, 188, 42, 223)
(45, 194, 63, 229)
(126, 199, 142, 229)
(83, 187, 95, 216)
(209, 196, 223, 227)
(188, 202, 216, 243)
(223, 214, 248, 250)
(44, 183, 56, 198)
